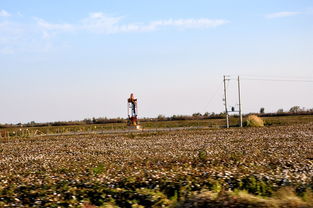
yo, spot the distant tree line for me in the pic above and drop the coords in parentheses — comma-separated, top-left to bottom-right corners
(0, 106, 312, 128)
(152, 112, 226, 122)
(257, 106, 313, 117)
(0, 117, 126, 128)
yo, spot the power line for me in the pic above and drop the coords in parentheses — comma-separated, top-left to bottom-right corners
(233, 74, 313, 80)
(226, 74, 313, 82)
(202, 82, 222, 112)
(220, 74, 312, 121)
(228, 74, 313, 83)
(241, 78, 313, 83)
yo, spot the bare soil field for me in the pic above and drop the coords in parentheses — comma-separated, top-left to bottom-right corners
(0, 122, 313, 207)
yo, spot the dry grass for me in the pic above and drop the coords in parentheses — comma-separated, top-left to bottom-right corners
(246, 115, 265, 127)
(178, 188, 313, 208)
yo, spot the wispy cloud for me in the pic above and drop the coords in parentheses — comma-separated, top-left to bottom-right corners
(0, 9, 11, 17)
(139, 18, 229, 31)
(34, 18, 76, 39)
(1, 12, 229, 54)
(0, 19, 55, 54)
(80, 12, 123, 33)
(265, 11, 302, 19)
(37, 12, 229, 35)
(36, 18, 75, 31)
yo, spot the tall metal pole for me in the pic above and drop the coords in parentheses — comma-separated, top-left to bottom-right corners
(223, 75, 229, 128)
(238, 76, 243, 127)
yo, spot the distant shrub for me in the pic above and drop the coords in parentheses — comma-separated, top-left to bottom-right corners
(245, 115, 264, 127)
(157, 114, 166, 121)
(192, 112, 202, 117)
(260, 107, 265, 114)
(289, 106, 302, 113)
(170, 115, 189, 121)
(203, 112, 210, 117)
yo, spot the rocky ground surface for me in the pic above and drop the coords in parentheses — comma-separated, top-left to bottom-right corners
(0, 123, 312, 207)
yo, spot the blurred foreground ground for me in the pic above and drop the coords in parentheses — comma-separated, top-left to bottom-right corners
(0, 117, 312, 207)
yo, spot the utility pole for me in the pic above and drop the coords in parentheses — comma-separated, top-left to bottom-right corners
(238, 76, 243, 127)
(223, 75, 229, 128)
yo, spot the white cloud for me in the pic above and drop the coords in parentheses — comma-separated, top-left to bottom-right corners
(145, 18, 229, 30)
(80, 12, 122, 33)
(0, 12, 229, 53)
(81, 13, 229, 33)
(265, 11, 301, 19)
(36, 18, 74, 31)
(0, 9, 11, 17)
(37, 12, 229, 34)
(0, 19, 55, 54)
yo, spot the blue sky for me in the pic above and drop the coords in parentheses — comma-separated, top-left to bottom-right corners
(1, 0, 313, 123)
